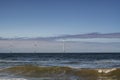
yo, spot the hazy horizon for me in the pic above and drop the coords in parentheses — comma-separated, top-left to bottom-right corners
(0, 0, 120, 52)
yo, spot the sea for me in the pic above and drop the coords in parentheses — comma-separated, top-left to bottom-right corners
(0, 53, 120, 80)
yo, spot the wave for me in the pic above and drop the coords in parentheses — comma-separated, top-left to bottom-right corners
(94, 59, 120, 63)
(0, 60, 30, 63)
(0, 78, 27, 80)
(0, 65, 120, 80)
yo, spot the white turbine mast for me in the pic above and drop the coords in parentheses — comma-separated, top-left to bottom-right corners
(62, 39, 66, 53)
(34, 41, 37, 53)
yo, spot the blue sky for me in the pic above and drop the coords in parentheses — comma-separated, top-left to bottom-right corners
(0, 0, 120, 38)
(0, 0, 120, 52)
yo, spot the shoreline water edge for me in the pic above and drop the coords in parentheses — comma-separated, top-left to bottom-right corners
(0, 53, 120, 80)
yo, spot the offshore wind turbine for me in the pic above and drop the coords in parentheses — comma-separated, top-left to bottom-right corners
(34, 41, 37, 53)
(62, 39, 66, 53)
(9, 44, 13, 53)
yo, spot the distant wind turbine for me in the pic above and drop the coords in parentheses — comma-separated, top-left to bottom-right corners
(62, 39, 66, 53)
(9, 44, 13, 53)
(34, 41, 38, 53)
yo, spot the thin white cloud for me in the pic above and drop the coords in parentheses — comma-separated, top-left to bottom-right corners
(61, 38, 120, 43)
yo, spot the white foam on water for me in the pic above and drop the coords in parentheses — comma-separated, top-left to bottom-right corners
(97, 68, 117, 74)
(94, 59, 120, 63)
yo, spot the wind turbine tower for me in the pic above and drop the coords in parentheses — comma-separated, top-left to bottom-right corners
(62, 39, 65, 53)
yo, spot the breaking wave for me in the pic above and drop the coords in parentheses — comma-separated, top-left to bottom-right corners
(0, 65, 120, 80)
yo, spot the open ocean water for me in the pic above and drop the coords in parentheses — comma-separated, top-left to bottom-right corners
(0, 53, 120, 80)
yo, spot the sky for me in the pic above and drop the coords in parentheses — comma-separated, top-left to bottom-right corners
(0, 0, 120, 38)
(0, 0, 120, 52)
